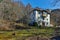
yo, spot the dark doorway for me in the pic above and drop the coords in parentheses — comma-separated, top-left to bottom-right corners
(42, 22, 45, 26)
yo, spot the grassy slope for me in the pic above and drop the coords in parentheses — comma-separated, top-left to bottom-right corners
(0, 27, 55, 40)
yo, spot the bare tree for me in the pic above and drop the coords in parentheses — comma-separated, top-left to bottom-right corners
(23, 3, 32, 24)
(52, 0, 60, 6)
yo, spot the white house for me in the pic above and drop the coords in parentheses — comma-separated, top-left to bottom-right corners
(29, 8, 51, 27)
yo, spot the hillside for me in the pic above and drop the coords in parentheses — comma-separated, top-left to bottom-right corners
(0, 0, 33, 30)
(0, 0, 60, 30)
(51, 9, 60, 26)
(0, 0, 60, 40)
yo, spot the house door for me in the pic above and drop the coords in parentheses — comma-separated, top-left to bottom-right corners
(42, 22, 45, 26)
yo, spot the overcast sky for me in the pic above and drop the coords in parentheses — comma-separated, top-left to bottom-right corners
(13, 0, 60, 9)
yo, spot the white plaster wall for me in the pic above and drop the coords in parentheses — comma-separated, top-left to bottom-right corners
(44, 14, 50, 26)
(35, 11, 38, 22)
(30, 10, 51, 26)
(36, 11, 43, 26)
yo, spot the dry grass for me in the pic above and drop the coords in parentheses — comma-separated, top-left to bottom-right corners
(0, 28, 54, 40)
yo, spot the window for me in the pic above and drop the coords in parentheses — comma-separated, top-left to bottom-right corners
(38, 21, 40, 24)
(47, 19, 48, 20)
(47, 23, 48, 25)
(39, 11, 42, 15)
